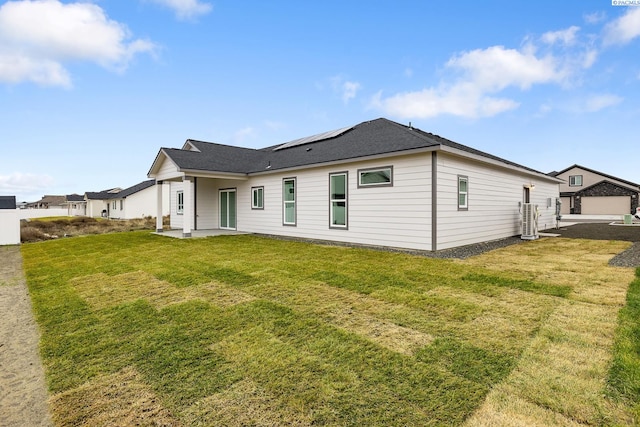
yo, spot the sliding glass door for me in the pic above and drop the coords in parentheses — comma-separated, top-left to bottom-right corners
(219, 189, 236, 230)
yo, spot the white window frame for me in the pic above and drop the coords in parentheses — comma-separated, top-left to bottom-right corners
(569, 175, 583, 187)
(357, 166, 393, 188)
(458, 175, 468, 211)
(283, 178, 296, 226)
(251, 186, 264, 210)
(177, 191, 184, 214)
(119, 200, 123, 211)
(112, 200, 117, 210)
(329, 172, 348, 229)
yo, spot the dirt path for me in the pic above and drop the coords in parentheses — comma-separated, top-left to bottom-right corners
(0, 246, 52, 427)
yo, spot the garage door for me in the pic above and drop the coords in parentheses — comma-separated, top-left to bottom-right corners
(581, 196, 630, 215)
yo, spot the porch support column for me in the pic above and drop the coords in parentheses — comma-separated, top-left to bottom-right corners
(182, 177, 192, 238)
(155, 180, 164, 232)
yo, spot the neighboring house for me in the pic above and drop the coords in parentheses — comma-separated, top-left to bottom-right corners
(106, 180, 170, 219)
(148, 118, 561, 251)
(85, 181, 170, 219)
(64, 194, 87, 216)
(85, 188, 122, 218)
(550, 165, 639, 215)
(28, 195, 67, 209)
(0, 196, 20, 245)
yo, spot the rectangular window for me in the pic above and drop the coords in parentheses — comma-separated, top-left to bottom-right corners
(251, 186, 264, 209)
(120, 200, 123, 210)
(177, 191, 184, 214)
(358, 166, 393, 187)
(330, 172, 348, 229)
(283, 178, 296, 226)
(112, 200, 117, 210)
(458, 175, 468, 210)
(569, 175, 583, 186)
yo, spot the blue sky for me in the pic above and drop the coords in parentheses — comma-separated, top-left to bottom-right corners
(1, 0, 639, 203)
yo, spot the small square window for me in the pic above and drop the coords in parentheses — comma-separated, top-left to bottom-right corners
(569, 175, 583, 186)
(252, 186, 264, 209)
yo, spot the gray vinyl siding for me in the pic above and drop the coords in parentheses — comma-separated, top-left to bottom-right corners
(239, 154, 433, 251)
(436, 153, 559, 250)
(195, 178, 217, 229)
(169, 181, 186, 229)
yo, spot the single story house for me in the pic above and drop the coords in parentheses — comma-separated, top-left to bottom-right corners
(64, 194, 87, 216)
(148, 118, 561, 251)
(27, 195, 67, 209)
(85, 180, 170, 220)
(0, 196, 20, 245)
(85, 187, 122, 218)
(551, 164, 639, 215)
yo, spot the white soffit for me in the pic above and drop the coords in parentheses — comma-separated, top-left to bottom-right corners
(273, 126, 353, 151)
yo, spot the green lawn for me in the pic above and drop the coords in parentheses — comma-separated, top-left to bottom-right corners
(20, 232, 639, 426)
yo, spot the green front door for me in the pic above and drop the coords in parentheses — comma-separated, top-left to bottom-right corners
(219, 189, 236, 230)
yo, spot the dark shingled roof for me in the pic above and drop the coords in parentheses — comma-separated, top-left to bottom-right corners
(86, 180, 156, 200)
(66, 194, 85, 202)
(154, 118, 554, 179)
(0, 196, 16, 209)
(112, 180, 156, 199)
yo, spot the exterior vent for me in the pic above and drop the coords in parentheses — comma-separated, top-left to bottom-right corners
(521, 203, 539, 240)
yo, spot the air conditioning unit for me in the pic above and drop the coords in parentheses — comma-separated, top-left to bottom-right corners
(521, 203, 539, 240)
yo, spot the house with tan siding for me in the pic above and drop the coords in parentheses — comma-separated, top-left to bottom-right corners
(148, 118, 561, 251)
(551, 165, 639, 216)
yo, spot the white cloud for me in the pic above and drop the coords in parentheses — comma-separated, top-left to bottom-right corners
(584, 11, 606, 25)
(233, 127, 255, 144)
(373, 45, 565, 119)
(330, 75, 362, 104)
(584, 94, 623, 112)
(541, 26, 580, 46)
(341, 81, 361, 103)
(0, 172, 54, 195)
(603, 7, 640, 46)
(146, 0, 212, 20)
(0, 0, 156, 87)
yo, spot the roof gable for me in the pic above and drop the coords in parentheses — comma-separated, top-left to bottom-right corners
(552, 164, 640, 189)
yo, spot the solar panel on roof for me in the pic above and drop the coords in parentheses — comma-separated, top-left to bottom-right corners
(273, 126, 353, 151)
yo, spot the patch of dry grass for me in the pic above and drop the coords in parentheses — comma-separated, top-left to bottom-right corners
(49, 366, 180, 427)
(0, 246, 23, 286)
(20, 216, 168, 243)
(182, 379, 312, 426)
(71, 271, 255, 310)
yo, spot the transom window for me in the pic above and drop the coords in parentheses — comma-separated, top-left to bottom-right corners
(458, 175, 468, 210)
(283, 178, 296, 226)
(177, 191, 184, 214)
(358, 166, 393, 187)
(569, 175, 583, 186)
(251, 186, 264, 209)
(330, 172, 348, 228)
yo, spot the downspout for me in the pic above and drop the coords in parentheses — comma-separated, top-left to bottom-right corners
(432, 151, 438, 252)
(193, 177, 198, 231)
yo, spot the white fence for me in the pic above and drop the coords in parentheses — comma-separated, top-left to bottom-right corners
(17, 209, 71, 220)
(0, 209, 20, 245)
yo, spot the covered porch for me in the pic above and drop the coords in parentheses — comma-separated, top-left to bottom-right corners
(148, 146, 250, 238)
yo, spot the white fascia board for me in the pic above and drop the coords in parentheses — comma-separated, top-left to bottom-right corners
(180, 169, 249, 180)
